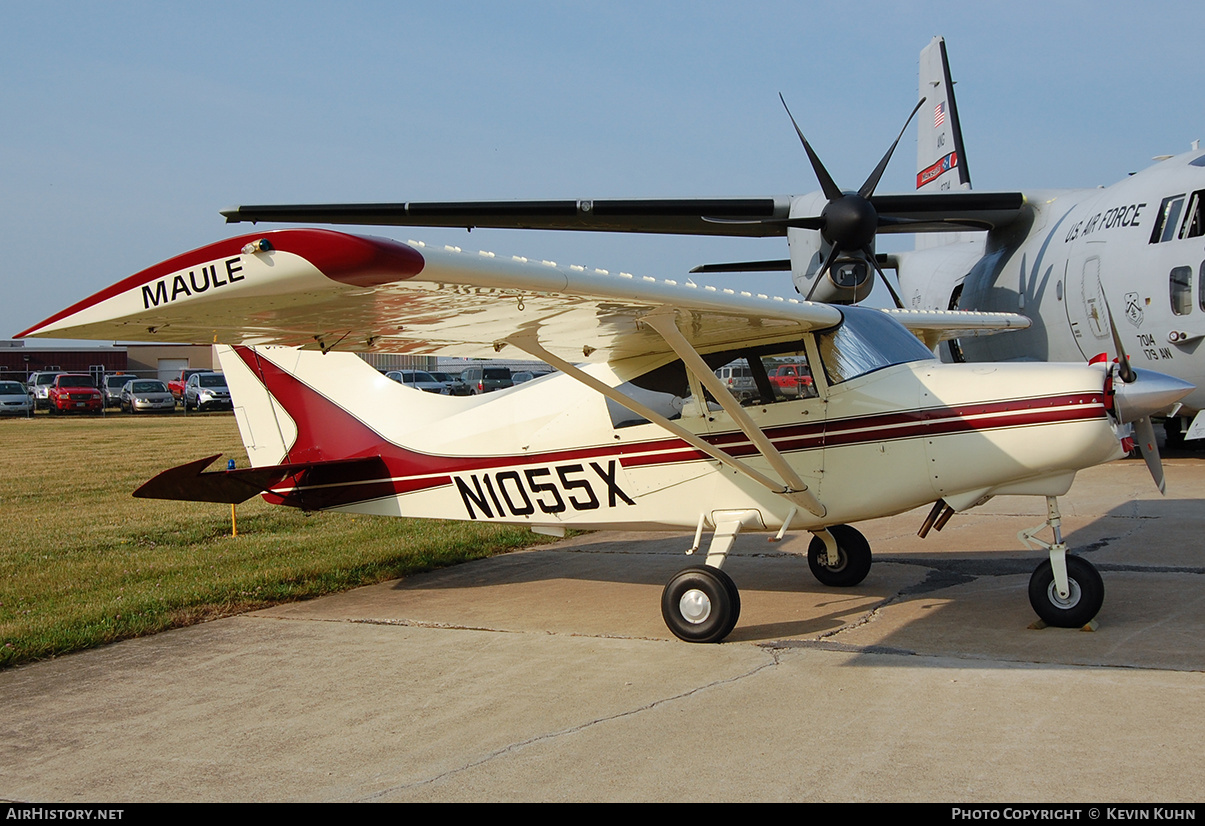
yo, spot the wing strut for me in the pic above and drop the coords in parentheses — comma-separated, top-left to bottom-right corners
(506, 322, 826, 518)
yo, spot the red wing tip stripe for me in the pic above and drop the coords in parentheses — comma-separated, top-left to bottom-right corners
(18, 229, 425, 336)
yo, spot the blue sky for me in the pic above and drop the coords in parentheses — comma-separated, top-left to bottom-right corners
(4, 1, 1203, 344)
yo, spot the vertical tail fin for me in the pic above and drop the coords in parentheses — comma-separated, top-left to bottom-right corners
(218, 344, 392, 468)
(915, 36, 973, 251)
(916, 36, 971, 194)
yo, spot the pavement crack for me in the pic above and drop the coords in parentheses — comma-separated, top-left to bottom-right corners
(356, 649, 781, 800)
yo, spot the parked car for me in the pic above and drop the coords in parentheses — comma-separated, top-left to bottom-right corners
(0, 380, 34, 416)
(714, 362, 756, 402)
(47, 374, 103, 414)
(121, 379, 175, 414)
(428, 371, 471, 396)
(27, 371, 63, 409)
(767, 362, 816, 399)
(101, 373, 135, 407)
(386, 370, 449, 394)
(460, 366, 513, 394)
(512, 370, 552, 384)
(168, 368, 211, 403)
(183, 372, 232, 411)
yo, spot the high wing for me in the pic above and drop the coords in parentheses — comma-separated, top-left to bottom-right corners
(18, 229, 1025, 362)
(219, 193, 1026, 237)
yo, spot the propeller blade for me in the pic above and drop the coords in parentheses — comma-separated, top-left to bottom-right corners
(804, 244, 844, 301)
(780, 93, 843, 201)
(863, 246, 905, 309)
(858, 97, 927, 199)
(1132, 416, 1166, 495)
(1100, 289, 1137, 383)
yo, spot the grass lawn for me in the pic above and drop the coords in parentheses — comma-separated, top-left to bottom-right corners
(0, 411, 554, 669)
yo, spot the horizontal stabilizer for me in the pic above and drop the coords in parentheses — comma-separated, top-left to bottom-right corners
(134, 454, 389, 507)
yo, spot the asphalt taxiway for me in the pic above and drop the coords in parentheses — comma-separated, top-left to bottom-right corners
(2, 458, 1203, 802)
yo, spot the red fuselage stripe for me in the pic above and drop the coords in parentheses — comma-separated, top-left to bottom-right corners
(243, 349, 1107, 506)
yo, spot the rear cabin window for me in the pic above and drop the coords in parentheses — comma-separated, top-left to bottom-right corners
(607, 307, 931, 428)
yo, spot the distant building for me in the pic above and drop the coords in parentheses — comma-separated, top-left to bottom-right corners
(0, 340, 438, 383)
(0, 342, 127, 382)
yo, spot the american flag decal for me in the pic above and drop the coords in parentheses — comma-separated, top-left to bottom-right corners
(934, 102, 946, 128)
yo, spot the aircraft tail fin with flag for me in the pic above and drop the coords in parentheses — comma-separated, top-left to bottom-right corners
(916, 35, 972, 196)
(915, 36, 976, 254)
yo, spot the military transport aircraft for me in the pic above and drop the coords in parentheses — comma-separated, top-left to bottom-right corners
(896, 38, 1205, 450)
(214, 37, 1205, 450)
(18, 227, 1191, 641)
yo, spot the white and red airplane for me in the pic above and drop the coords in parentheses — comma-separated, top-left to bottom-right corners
(18, 228, 1191, 641)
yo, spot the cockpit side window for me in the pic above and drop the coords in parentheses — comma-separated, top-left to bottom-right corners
(1180, 191, 1205, 239)
(1150, 194, 1187, 244)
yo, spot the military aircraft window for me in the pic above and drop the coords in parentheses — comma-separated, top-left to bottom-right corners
(1199, 261, 1205, 313)
(815, 306, 935, 385)
(1170, 266, 1192, 315)
(1150, 194, 1186, 244)
(1180, 191, 1205, 239)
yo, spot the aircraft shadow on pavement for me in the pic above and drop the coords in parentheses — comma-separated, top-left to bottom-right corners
(384, 497, 1204, 671)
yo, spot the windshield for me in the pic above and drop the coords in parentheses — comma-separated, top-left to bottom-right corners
(0, 382, 25, 393)
(58, 376, 95, 388)
(106, 376, 129, 388)
(815, 306, 935, 384)
(198, 375, 227, 387)
(132, 381, 167, 393)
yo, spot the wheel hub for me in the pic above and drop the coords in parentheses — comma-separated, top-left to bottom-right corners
(678, 589, 712, 624)
(1047, 578, 1082, 609)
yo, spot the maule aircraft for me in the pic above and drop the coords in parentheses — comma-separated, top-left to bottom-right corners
(17, 38, 1195, 643)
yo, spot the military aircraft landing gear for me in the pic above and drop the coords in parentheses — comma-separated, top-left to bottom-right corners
(1019, 496, 1104, 627)
(807, 524, 872, 587)
(661, 566, 741, 644)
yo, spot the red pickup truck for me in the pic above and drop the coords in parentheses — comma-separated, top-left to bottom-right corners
(46, 374, 104, 414)
(767, 363, 815, 399)
(168, 368, 210, 403)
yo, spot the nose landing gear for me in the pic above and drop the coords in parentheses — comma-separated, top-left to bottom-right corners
(1019, 496, 1105, 628)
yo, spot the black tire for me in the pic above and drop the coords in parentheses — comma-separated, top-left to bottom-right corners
(1028, 555, 1104, 628)
(661, 565, 740, 643)
(807, 524, 872, 587)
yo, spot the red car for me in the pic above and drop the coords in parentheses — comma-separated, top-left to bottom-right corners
(47, 374, 104, 414)
(767, 363, 816, 399)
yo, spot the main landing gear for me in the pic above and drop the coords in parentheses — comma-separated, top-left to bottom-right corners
(1019, 496, 1105, 628)
(660, 514, 873, 643)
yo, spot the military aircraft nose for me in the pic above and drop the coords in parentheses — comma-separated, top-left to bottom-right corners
(1112, 369, 1196, 424)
